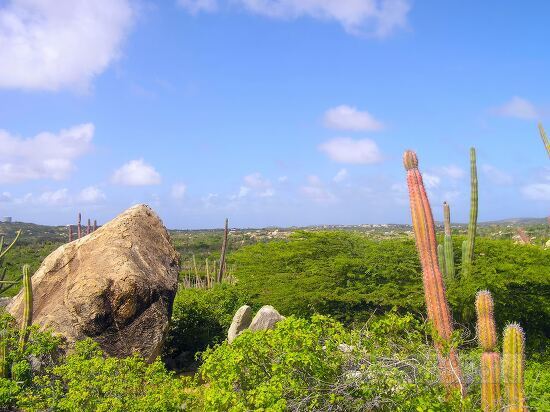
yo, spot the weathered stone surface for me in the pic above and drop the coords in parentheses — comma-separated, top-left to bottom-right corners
(7, 204, 179, 361)
(248, 305, 284, 332)
(227, 305, 252, 343)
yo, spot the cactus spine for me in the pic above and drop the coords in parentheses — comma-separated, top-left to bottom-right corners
(403, 150, 464, 394)
(18, 265, 32, 352)
(442, 202, 455, 280)
(538, 123, 550, 158)
(462, 147, 478, 278)
(502, 324, 527, 411)
(476, 291, 501, 412)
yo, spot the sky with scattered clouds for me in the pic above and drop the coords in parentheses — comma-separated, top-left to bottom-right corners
(0, 0, 548, 228)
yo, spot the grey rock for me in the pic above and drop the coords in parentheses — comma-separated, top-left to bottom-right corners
(228, 305, 253, 343)
(248, 305, 284, 332)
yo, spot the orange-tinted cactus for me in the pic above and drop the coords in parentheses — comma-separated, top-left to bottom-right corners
(403, 150, 464, 394)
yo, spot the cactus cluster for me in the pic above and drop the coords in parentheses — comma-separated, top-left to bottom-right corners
(68, 212, 99, 242)
(475, 291, 527, 412)
(403, 150, 464, 394)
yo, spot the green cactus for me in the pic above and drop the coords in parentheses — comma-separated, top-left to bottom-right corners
(502, 324, 527, 412)
(462, 147, 478, 278)
(442, 202, 455, 280)
(476, 290, 501, 412)
(437, 244, 447, 279)
(538, 123, 550, 158)
(18, 264, 33, 352)
(403, 150, 464, 395)
(0, 230, 23, 294)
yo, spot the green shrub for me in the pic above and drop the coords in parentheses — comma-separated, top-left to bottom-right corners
(199, 313, 470, 411)
(163, 283, 249, 370)
(19, 339, 197, 412)
(0, 310, 61, 409)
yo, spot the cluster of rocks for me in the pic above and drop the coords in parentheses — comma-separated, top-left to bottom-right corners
(227, 304, 285, 343)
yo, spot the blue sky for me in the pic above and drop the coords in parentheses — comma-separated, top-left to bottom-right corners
(0, 0, 548, 229)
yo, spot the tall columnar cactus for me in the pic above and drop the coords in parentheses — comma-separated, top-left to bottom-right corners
(437, 244, 447, 278)
(77, 213, 82, 239)
(462, 147, 478, 278)
(476, 291, 501, 412)
(87, 218, 91, 235)
(538, 123, 550, 158)
(403, 150, 464, 394)
(93, 220, 98, 232)
(502, 324, 527, 412)
(18, 264, 32, 352)
(443, 202, 455, 280)
(218, 218, 229, 283)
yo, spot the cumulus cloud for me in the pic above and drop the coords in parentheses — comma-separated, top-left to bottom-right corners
(422, 172, 440, 189)
(237, 172, 274, 198)
(440, 165, 465, 179)
(77, 186, 106, 203)
(0, 123, 94, 183)
(324, 105, 383, 131)
(482, 164, 513, 185)
(522, 183, 550, 200)
(177, 0, 218, 14)
(333, 168, 349, 182)
(0, 0, 134, 91)
(319, 137, 382, 164)
(178, 0, 411, 37)
(171, 183, 187, 199)
(493, 96, 539, 120)
(301, 175, 336, 203)
(111, 159, 161, 186)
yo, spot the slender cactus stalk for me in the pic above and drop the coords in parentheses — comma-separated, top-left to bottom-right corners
(87, 219, 91, 235)
(437, 244, 447, 279)
(18, 265, 32, 352)
(502, 324, 527, 412)
(218, 218, 229, 283)
(443, 202, 455, 280)
(462, 148, 478, 278)
(205, 258, 211, 288)
(93, 220, 98, 231)
(403, 150, 464, 394)
(476, 291, 501, 412)
(538, 123, 550, 158)
(77, 213, 82, 239)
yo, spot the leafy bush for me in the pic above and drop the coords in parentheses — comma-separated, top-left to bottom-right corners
(199, 313, 471, 411)
(230, 231, 549, 352)
(0, 310, 62, 410)
(163, 283, 249, 370)
(19, 339, 197, 412)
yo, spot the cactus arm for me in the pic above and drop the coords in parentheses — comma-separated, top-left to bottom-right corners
(18, 265, 33, 352)
(443, 202, 455, 279)
(538, 123, 550, 158)
(0, 230, 21, 260)
(437, 244, 447, 279)
(476, 290, 502, 412)
(502, 324, 527, 412)
(403, 150, 464, 394)
(462, 148, 478, 277)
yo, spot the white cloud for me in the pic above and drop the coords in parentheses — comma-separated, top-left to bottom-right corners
(494, 96, 539, 120)
(38, 188, 71, 206)
(324, 105, 383, 131)
(319, 137, 382, 164)
(171, 183, 187, 199)
(235, 0, 411, 37)
(278, 176, 288, 183)
(333, 168, 349, 182)
(111, 159, 161, 186)
(482, 164, 513, 185)
(0, 0, 134, 91)
(177, 0, 218, 14)
(440, 165, 465, 179)
(522, 183, 550, 200)
(0, 123, 94, 183)
(237, 172, 274, 198)
(422, 172, 440, 189)
(301, 175, 336, 203)
(77, 186, 106, 203)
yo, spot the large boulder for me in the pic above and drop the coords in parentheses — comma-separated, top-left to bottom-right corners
(227, 305, 252, 343)
(248, 305, 284, 332)
(7, 204, 179, 361)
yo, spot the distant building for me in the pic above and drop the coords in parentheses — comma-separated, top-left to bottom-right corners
(1, 217, 12, 223)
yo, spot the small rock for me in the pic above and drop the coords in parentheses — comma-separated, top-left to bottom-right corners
(248, 305, 284, 332)
(338, 343, 354, 353)
(228, 305, 253, 343)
